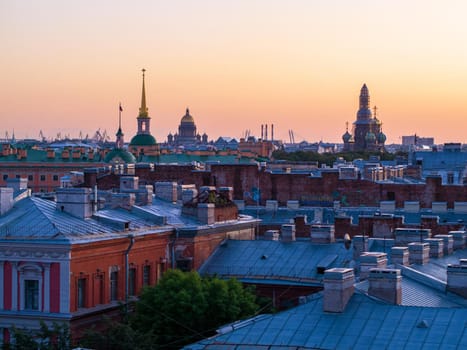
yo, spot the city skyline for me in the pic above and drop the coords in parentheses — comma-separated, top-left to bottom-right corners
(2, 0, 467, 144)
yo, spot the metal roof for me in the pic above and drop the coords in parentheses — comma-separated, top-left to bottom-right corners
(355, 276, 467, 308)
(198, 240, 354, 283)
(0, 196, 177, 243)
(185, 293, 467, 349)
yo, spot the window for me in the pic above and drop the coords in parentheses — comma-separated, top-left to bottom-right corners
(15, 174, 20, 179)
(24, 280, 39, 310)
(40, 175, 46, 181)
(53, 175, 59, 181)
(77, 278, 86, 308)
(28, 175, 33, 181)
(143, 265, 151, 286)
(2, 174, 7, 180)
(129, 268, 136, 296)
(110, 271, 118, 301)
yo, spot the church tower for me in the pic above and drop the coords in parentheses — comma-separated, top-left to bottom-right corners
(348, 84, 386, 152)
(129, 69, 158, 158)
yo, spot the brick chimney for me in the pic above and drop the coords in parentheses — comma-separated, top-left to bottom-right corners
(311, 224, 335, 243)
(423, 238, 444, 258)
(434, 234, 454, 255)
(450, 231, 466, 250)
(368, 268, 402, 305)
(446, 261, 467, 298)
(323, 268, 355, 313)
(359, 252, 388, 280)
(0, 187, 14, 215)
(408, 242, 430, 265)
(155, 182, 178, 202)
(264, 230, 280, 241)
(391, 246, 409, 266)
(281, 224, 296, 242)
(56, 188, 92, 218)
(352, 235, 368, 260)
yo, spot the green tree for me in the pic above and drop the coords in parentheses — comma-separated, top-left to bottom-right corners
(8, 321, 71, 350)
(131, 270, 259, 348)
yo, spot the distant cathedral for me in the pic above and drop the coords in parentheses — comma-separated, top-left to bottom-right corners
(342, 84, 386, 152)
(167, 108, 208, 146)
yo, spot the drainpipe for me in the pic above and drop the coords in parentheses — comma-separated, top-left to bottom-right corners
(125, 233, 134, 313)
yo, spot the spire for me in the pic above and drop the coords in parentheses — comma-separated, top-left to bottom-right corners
(116, 103, 124, 149)
(138, 68, 149, 118)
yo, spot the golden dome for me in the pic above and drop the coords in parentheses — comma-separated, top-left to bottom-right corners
(181, 108, 195, 124)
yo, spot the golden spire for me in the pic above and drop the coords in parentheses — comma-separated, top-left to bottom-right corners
(138, 68, 149, 118)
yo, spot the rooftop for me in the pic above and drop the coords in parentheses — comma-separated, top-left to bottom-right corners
(185, 292, 467, 349)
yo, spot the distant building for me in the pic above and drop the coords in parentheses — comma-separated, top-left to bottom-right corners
(168, 108, 207, 146)
(402, 135, 434, 150)
(104, 105, 136, 164)
(343, 84, 386, 152)
(129, 69, 159, 158)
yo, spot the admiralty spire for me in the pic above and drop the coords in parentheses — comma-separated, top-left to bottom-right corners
(129, 69, 159, 158)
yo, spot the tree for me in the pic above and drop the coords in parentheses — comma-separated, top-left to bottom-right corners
(131, 270, 259, 348)
(8, 321, 71, 350)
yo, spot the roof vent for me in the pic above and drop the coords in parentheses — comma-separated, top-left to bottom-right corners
(417, 320, 429, 329)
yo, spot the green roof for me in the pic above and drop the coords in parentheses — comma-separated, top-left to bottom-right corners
(104, 148, 136, 163)
(129, 134, 156, 146)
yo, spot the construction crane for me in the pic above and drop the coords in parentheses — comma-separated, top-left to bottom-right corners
(288, 129, 295, 144)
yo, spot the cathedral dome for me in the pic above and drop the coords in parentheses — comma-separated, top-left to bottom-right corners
(377, 132, 387, 144)
(181, 108, 195, 124)
(342, 130, 352, 143)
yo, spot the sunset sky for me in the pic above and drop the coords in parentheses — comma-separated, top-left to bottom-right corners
(1, 0, 467, 144)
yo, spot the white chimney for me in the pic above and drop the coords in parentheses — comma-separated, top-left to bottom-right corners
(323, 268, 355, 313)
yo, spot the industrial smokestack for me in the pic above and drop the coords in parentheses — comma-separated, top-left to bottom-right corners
(261, 125, 264, 140)
(271, 124, 274, 141)
(265, 124, 268, 140)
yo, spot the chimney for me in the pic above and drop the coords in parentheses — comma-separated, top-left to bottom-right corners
(423, 238, 444, 258)
(311, 224, 335, 243)
(264, 230, 280, 241)
(408, 242, 430, 265)
(197, 203, 215, 224)
(6, 178, 28, 192)
(0, 187, 14, 215)
(120, 176, 139, 192)
(271, 124, 274, 142)
(352, 235, 368, 260)
(368, 268, 402, 305)
(446, 261, 467, 298)
(323, 268, 355, 313)
(261, 124, 264, 140)
(434, 234, 454, 255)
(155, 181, 178, 202)
(394, 228, 431, 246)
(281, 224, 296, 242)
(359, 252, 388, 280)
(265, 124, 268, 140)
(450, 230, 466, 250)
(56, 188, 93, 219)
(218, 186, 233, 201)
(83, 168, 98, 188)
(391, 246, 409, 266)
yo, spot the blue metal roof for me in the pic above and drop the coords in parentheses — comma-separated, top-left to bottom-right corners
(199, 240, 354, 283)
(185, 293, 467, 349)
